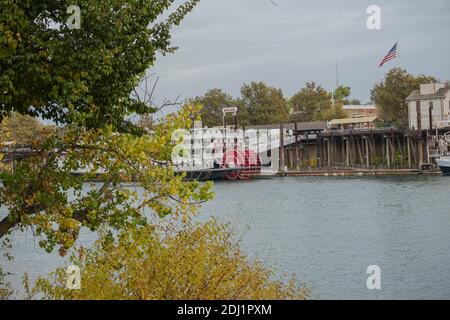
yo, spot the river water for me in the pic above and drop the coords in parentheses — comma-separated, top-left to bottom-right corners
(2, 175, 450, 299)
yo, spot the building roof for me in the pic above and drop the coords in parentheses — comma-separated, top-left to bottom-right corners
(342, 104, 377, 110)
(328, 116, 381, 126)
(246, 121, 327, 131)
(406, 87, 450, 101)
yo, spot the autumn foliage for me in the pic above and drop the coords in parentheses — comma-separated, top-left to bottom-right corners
(34, 219, 309, 300)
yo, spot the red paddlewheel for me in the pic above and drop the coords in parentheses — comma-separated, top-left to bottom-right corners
(223, 148, 261, 180)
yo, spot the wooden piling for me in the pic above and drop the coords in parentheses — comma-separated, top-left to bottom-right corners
(386, 137, 391, 169)
(279, 123, 285, 173)
(365, 138, 370, 168)
(294, 122, 300, 170)
(407, 136, 411, 168)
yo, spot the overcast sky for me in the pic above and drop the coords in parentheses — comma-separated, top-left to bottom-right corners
(149, 0, 450, 106)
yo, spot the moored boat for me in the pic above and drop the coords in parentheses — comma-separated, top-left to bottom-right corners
(176, 148, 262, 181)
(176, 166, 241, 181)
(436, 157, 450, 176)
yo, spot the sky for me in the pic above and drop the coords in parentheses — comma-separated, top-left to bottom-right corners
(148, 0, 450, 107)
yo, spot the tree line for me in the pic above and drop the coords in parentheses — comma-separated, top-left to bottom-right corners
(189, 81, 354, 127)
(191, 68, 438, 129)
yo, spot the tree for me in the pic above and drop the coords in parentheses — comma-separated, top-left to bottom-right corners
(0, 268, 12, 300)
(0, 113, 55, 147)
(32, 220, 309, 300)
(332, 85, 361, 105)
(0, 1, 308, 299)
(345, 99, 362, 105)
(0, 0, 200, 133)
(0, 105, 214, 257)
(289, 82, 332, 121)
(371, 68, 437, 127)
(0, 0, 207, 255)
(333, 85, 351, 102)
(320, 102, 347, 121)
(137, 113, 154, 131)
(189, 89, 238, 127)
(240, 82, 289, 125)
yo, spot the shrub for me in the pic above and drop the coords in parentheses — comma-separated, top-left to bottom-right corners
(34, 219, 309, 300)
(0, 268, 12, 300)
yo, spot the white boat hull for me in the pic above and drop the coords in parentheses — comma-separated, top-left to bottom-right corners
(436, 157, 450, 175)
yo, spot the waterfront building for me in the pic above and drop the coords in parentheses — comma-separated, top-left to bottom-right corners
(327, 116, 383, 130)
(406, 83, 450, 130)
(342, 104, 379, 118)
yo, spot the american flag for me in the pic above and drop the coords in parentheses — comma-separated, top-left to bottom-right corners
(379, 42, 398, 67)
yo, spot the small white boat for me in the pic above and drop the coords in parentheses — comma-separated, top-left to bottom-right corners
(436, 157, 450, 176)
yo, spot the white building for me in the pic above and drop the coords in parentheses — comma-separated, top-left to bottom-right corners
(406, 83, 450, 130)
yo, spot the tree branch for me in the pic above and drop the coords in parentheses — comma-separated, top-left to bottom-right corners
(0, 216, 16, 239)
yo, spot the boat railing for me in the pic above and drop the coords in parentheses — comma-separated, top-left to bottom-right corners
(441, 132, 450, 148)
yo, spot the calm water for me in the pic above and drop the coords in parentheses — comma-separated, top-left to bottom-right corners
(3, 175, 450, 299)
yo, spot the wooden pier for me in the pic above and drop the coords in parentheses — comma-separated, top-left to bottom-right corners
(3, 121, 448, 179)
(249, 121, 449, 175)
(277, 168, 441, 177)
(315, 128, 426, 170)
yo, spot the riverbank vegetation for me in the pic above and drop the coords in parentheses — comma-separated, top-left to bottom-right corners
(190, 68, 438, 128)
(0, 113, 55, 147)
(31, 219, 308, 300)
(0, 268, 12, 300)
(190, 81, 355, 127)
(371, 68, 437, 128)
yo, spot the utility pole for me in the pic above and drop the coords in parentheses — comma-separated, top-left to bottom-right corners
(331, 90, 335, 114)
(331, 57, 339, 114)
(335, 57, 339, 88)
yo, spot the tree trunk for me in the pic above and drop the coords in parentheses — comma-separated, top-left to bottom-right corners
(0, 216, 16, 239)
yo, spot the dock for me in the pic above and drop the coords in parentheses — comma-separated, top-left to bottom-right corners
(247, 121, 449, 176)
(277, 168, 441, 177)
